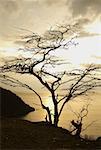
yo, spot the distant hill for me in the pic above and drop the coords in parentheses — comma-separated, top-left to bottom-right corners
(0, 87, 35, 118)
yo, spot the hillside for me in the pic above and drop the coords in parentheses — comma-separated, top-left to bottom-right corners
(0, 87, 35, 117)
(1, 118, 101, 149)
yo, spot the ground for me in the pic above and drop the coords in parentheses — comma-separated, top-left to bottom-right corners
(1, 118, 101, 149)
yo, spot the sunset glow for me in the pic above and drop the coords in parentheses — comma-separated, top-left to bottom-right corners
(85, 20, 101, 34)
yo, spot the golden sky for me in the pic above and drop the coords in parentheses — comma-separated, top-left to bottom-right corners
(0, 0, 101, 102)
(0, 0, 101, 66)
(0, 0, 101, 92)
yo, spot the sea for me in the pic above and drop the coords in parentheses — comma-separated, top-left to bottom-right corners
(19, 92, 101, 139)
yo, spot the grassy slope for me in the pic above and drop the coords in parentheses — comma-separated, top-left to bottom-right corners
(1, 118, 101, 149)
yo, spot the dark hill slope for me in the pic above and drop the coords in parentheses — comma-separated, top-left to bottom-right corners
(0, 87, 35, 117)
(1, 118, 101, 149)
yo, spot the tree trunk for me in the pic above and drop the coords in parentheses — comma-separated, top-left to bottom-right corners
(47, 107, 52, 124)
(54, 103, 59, 127)
(51, 91, 59, 127)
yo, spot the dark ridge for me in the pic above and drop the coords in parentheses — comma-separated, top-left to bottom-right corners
(1, 118, 101, 149)
(0, 87, 35, 118)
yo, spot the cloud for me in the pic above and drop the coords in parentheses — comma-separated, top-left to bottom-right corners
(74, 18, 100, 37)
(66, 1, 101, 37)
(81, 63, 101, 68)
(0, 0, 69, 42)
(92, 55, 101, 60)
(0, 0, 18, 13)
(70, 0, 101, 19)
(42, 0, 67, 6)
(0, 0, 101, 47)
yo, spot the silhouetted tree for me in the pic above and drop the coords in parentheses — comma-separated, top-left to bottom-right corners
(71, 120, 82, 137)
(69, 103, 97, 137)
(0, 24, 101, 127)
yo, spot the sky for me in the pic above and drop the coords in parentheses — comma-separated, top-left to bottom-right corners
(0, 1, 101, 98)
(0, 0, 101, 137)
(0, 0, 101, 111)
(0, 0, 101, 66)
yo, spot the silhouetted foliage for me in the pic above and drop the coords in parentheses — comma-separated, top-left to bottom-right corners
(69, 103, 97, 137)
(71, 120, 82, 137)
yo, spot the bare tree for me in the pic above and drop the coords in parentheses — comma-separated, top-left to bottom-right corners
(0, 24, 101, 127)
